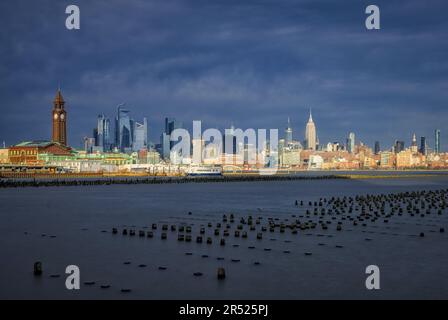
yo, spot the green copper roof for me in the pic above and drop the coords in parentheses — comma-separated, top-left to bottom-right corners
(15, 140, 54, 147)
(14, 140, 69, 148)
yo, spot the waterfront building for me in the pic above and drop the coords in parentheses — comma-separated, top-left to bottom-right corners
(308, 154, 323, 169)
(281, 149, 301, 167)
(435, 129, 441, 153)
(396, 149, 413, 168)
(304, 110, 317, 150)
(279, 139, 301, 167)
(8, 141, 73, 165)
(52, 89, 68, 146)
(396, 149, 426, 169)
(380, 151, 395, 168)
(147, 150, 161, 164)
(0, 148, 9, 164)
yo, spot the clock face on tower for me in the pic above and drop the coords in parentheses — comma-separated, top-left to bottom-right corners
(54, 113, 58, 120)
(61, 114, 65, 120)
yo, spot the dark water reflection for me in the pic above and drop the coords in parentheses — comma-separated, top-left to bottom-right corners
(0, 176, 447, 299)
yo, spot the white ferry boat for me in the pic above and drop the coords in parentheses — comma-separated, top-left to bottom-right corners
(187, 166, 223, 176)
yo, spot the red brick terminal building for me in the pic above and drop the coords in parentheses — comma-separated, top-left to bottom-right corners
(8, 141, 72, 165)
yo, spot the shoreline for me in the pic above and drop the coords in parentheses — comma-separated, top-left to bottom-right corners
(1, 171, 448, 188)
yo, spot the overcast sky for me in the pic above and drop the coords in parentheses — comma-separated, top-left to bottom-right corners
(0, 0, 447, 150)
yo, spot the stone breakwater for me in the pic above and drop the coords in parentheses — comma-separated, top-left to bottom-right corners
(0, 175, 348, 188)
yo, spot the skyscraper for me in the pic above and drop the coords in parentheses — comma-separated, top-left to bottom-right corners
(285, 117, 293, 145)
(95, 114, 111, 152)
(374, 141, 380, 155)
(411, 133, 418, 153)
(420, 137, 427, 155)
(394, 140, 405, 153)
(165, 117, 183, 136)
(304, 110, 317, 151)
(347, 132, 355, 153)
(161, 117, 183, 159)
(435, 129, 441, 153)
(133, 118, 148, 151)
(115, 105, 133, 152)
(223, 124, 237, 154)
(52, 89, 67, 146)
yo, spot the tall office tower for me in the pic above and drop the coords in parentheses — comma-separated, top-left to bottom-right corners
(304, 109, 317, 150)
(84, 137, 95, 153)
(165, 117, 174, 135)
(115, 105, 133, 152)
(52, 89, 68, 146)
(160, 133, 171, 159)
(161, 117, 183, 159)
(374, 141, 380, 155)
(411, 133, 418, 153)
(347, 132, 355, 153)
(223, 124, 237, 154)
(285, 117, 293, 145)
(133, 117, 148, 151)
(435, 129, 441, 153)
(420, 137, 427, 155)
(394, 140, 405, 153)
(164, 117, 183, 136)
(93, 128, 98, 147)
(95, 114, 111, 152)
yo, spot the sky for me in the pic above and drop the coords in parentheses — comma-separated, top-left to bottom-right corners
(0, 0, 447, 150)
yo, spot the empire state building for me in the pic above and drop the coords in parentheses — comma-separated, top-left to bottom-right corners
(52, 89, 67, 146)
(305, 109, 317, 150)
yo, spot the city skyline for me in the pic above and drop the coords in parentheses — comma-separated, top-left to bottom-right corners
(0, 87, 444, 156)
(1, 0, 448, 150)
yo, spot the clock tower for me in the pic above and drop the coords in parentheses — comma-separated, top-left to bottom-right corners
(52, 89, 67, 146)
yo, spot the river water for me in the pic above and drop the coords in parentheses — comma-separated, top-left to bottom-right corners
(0, 175, 447, 299)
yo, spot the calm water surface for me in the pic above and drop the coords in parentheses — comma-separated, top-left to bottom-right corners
(0, 176, 447, 299)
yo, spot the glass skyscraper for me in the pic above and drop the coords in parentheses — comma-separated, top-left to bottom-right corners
(435, 129, 441, 153)
(133, 118, 148, 151)
(347, 132, 355, 153)
(161, 117, 183, 159)
(95, 114, 111, 152)
(420, 136, 427, 155)
(116, 105, 132, 152)
(374, 141, 380, 155)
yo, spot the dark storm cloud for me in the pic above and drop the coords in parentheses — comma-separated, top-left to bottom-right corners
(0, 0, 447, 149)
